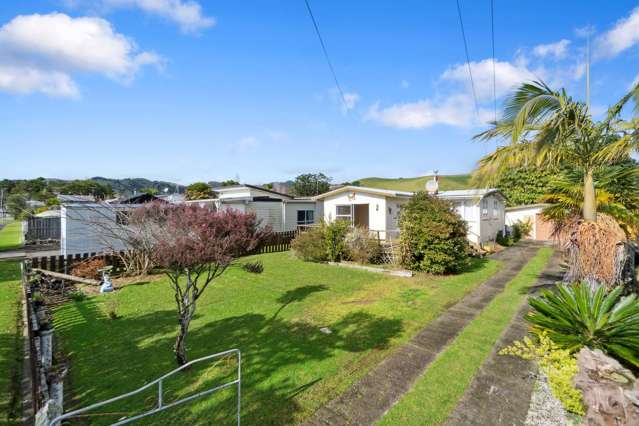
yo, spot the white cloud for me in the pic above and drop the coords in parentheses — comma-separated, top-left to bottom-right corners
(0, 65, 79, 97)
(103, 0, 215, 33)
(533, 39, 571, 59)
(365, 94, 490, 129)
(0, 13, 160, 97)
(441, 58, 539, 101)
(594, 7, 639, 59)
(342, 92, 359, 112)
(236, 136, 260, 153)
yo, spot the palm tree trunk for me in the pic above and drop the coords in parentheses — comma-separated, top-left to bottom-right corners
(583, 169, 597, 222)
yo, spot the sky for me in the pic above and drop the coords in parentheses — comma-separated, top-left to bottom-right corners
(1, 1, 639, 185)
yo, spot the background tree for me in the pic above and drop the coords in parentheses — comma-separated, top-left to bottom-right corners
(220, 179, 239, 187)
(59, 179, 113, 199)
(492, 167, 553, 206)
(132, 203, 268, 365)
(291, 173, 331, 197)
(185, 182, 214, 200)
(6, 194, 29, 219)
(140, 187, 159, 195)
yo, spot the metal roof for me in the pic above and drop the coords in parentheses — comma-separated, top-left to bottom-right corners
(312, 185, 414, 200)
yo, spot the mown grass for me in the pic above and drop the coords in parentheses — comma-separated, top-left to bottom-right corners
(52, 251, 499, 425)
(0, 261, 23, 424)
(358, 174, 472, 192)
(0, 222, 23, 252)
(378, 247, 553, 426)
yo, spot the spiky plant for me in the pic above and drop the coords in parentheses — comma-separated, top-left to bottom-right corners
(527, 283, 639, 367)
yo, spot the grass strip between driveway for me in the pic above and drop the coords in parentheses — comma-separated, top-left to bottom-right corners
(0, 261, 23, 423)
(378, 246, 554, 426)
(0, 222, 23, 252)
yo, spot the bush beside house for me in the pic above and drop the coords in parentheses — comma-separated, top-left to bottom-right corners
(399, 192, 471, 274)
(291, 222, 382, 264)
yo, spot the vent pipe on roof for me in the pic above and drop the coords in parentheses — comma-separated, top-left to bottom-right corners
(425, 170, 439, 195)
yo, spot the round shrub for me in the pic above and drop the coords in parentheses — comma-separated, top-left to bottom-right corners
(291, 226, 327, 262)
(345, 226, 381, 264)
(324, 220, 351, 262)
(399, 192, 471, 274)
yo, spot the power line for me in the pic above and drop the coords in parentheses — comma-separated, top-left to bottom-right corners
(304, 0, 348, 110)
(455, 0, 479, 117)
(490, 0, 497, 123)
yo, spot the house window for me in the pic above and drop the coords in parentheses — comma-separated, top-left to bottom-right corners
(481, 199, 488, 217)
(335, 205, 352, 222)
(492, 199, 499, 218)
(297, 210, 314, 225)
(115, 210, 129, 225)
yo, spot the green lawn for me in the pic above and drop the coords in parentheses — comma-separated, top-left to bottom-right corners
(53, 251, 500, 425)
(0, 222, 23, 252)
(358, 174, 472, 192)
(378, 247, 554, 425)
(0, 261, 23, 424)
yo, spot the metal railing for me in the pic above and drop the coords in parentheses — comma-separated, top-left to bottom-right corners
(48, 349, 241, 426)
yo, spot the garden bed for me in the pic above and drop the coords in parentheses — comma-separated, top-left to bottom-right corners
(51, 251, 500, 424)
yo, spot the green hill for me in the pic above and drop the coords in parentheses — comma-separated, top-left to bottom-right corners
(357, 174, 473, 192)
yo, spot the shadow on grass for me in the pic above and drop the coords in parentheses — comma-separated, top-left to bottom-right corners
(55, 287, 403, 425)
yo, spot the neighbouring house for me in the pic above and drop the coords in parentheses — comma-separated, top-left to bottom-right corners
(505, 204, 554, 241)
(60, 184, 319, 255)
(57, 194, 96, 203)
(187, 184, 318, 232)
(61, 203, 133, 255)
(313, 185, 506, 245)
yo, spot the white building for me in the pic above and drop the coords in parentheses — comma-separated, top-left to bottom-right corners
(505, 204, 554, 241)
(187, 184, 317, 232)
(61, 184, 319, 255)
(313, 186, 506, 245)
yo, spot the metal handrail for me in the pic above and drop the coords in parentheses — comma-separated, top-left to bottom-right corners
(48, 348, 241, 426)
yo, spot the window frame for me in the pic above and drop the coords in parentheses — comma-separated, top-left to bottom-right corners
(296, 209, 315, 225)
(335, 204, 353, 223)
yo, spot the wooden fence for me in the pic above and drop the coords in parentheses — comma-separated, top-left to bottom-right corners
(30, 230, 299, 273)
(25, 216, 61, 242)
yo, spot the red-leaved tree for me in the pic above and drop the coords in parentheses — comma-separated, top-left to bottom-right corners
(131, 202, 269, 365)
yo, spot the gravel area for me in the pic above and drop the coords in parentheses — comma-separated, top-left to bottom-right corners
(525, 372, 582, 426)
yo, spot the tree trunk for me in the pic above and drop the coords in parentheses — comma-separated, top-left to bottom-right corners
(583, 169, 597, 222)
(175, 314, 190, 365)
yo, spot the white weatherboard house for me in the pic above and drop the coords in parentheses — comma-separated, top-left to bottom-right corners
(188, 184, 317, 232)
(61, 184, 319, 255)
(313, 186, 506, 245)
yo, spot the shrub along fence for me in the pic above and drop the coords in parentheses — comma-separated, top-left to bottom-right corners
(31, 230, 299, 273)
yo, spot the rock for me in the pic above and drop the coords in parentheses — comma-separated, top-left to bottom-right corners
(319, 327, 332, 335)
(574, 347, 639, 425)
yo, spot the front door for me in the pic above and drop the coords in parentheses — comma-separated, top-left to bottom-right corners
(353, 204, 369, 229)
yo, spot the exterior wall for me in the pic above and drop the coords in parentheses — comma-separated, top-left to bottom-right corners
(283, 202, 317, 231)
(385, 197, 409, 240)
(322, 191, 387, 236)
(479, 194, 506, 243)
(505, 206, 545, 240)
(450, 199, 481, 245)
(61, 204, 130, 256)
(247, 201, 283, 231)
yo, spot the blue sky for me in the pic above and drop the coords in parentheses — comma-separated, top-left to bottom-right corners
(1, 1, 639, 185)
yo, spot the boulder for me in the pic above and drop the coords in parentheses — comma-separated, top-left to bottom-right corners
(574, 347, 639, 425)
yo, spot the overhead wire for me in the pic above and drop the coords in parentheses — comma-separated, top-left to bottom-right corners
(304, 0, 349, 110)
(455, 0, 480, 117)
(490, 0, 497, 124)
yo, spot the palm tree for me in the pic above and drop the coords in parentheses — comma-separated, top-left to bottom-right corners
(473, 80, 639, 222)
(541, 162, 639, 234)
